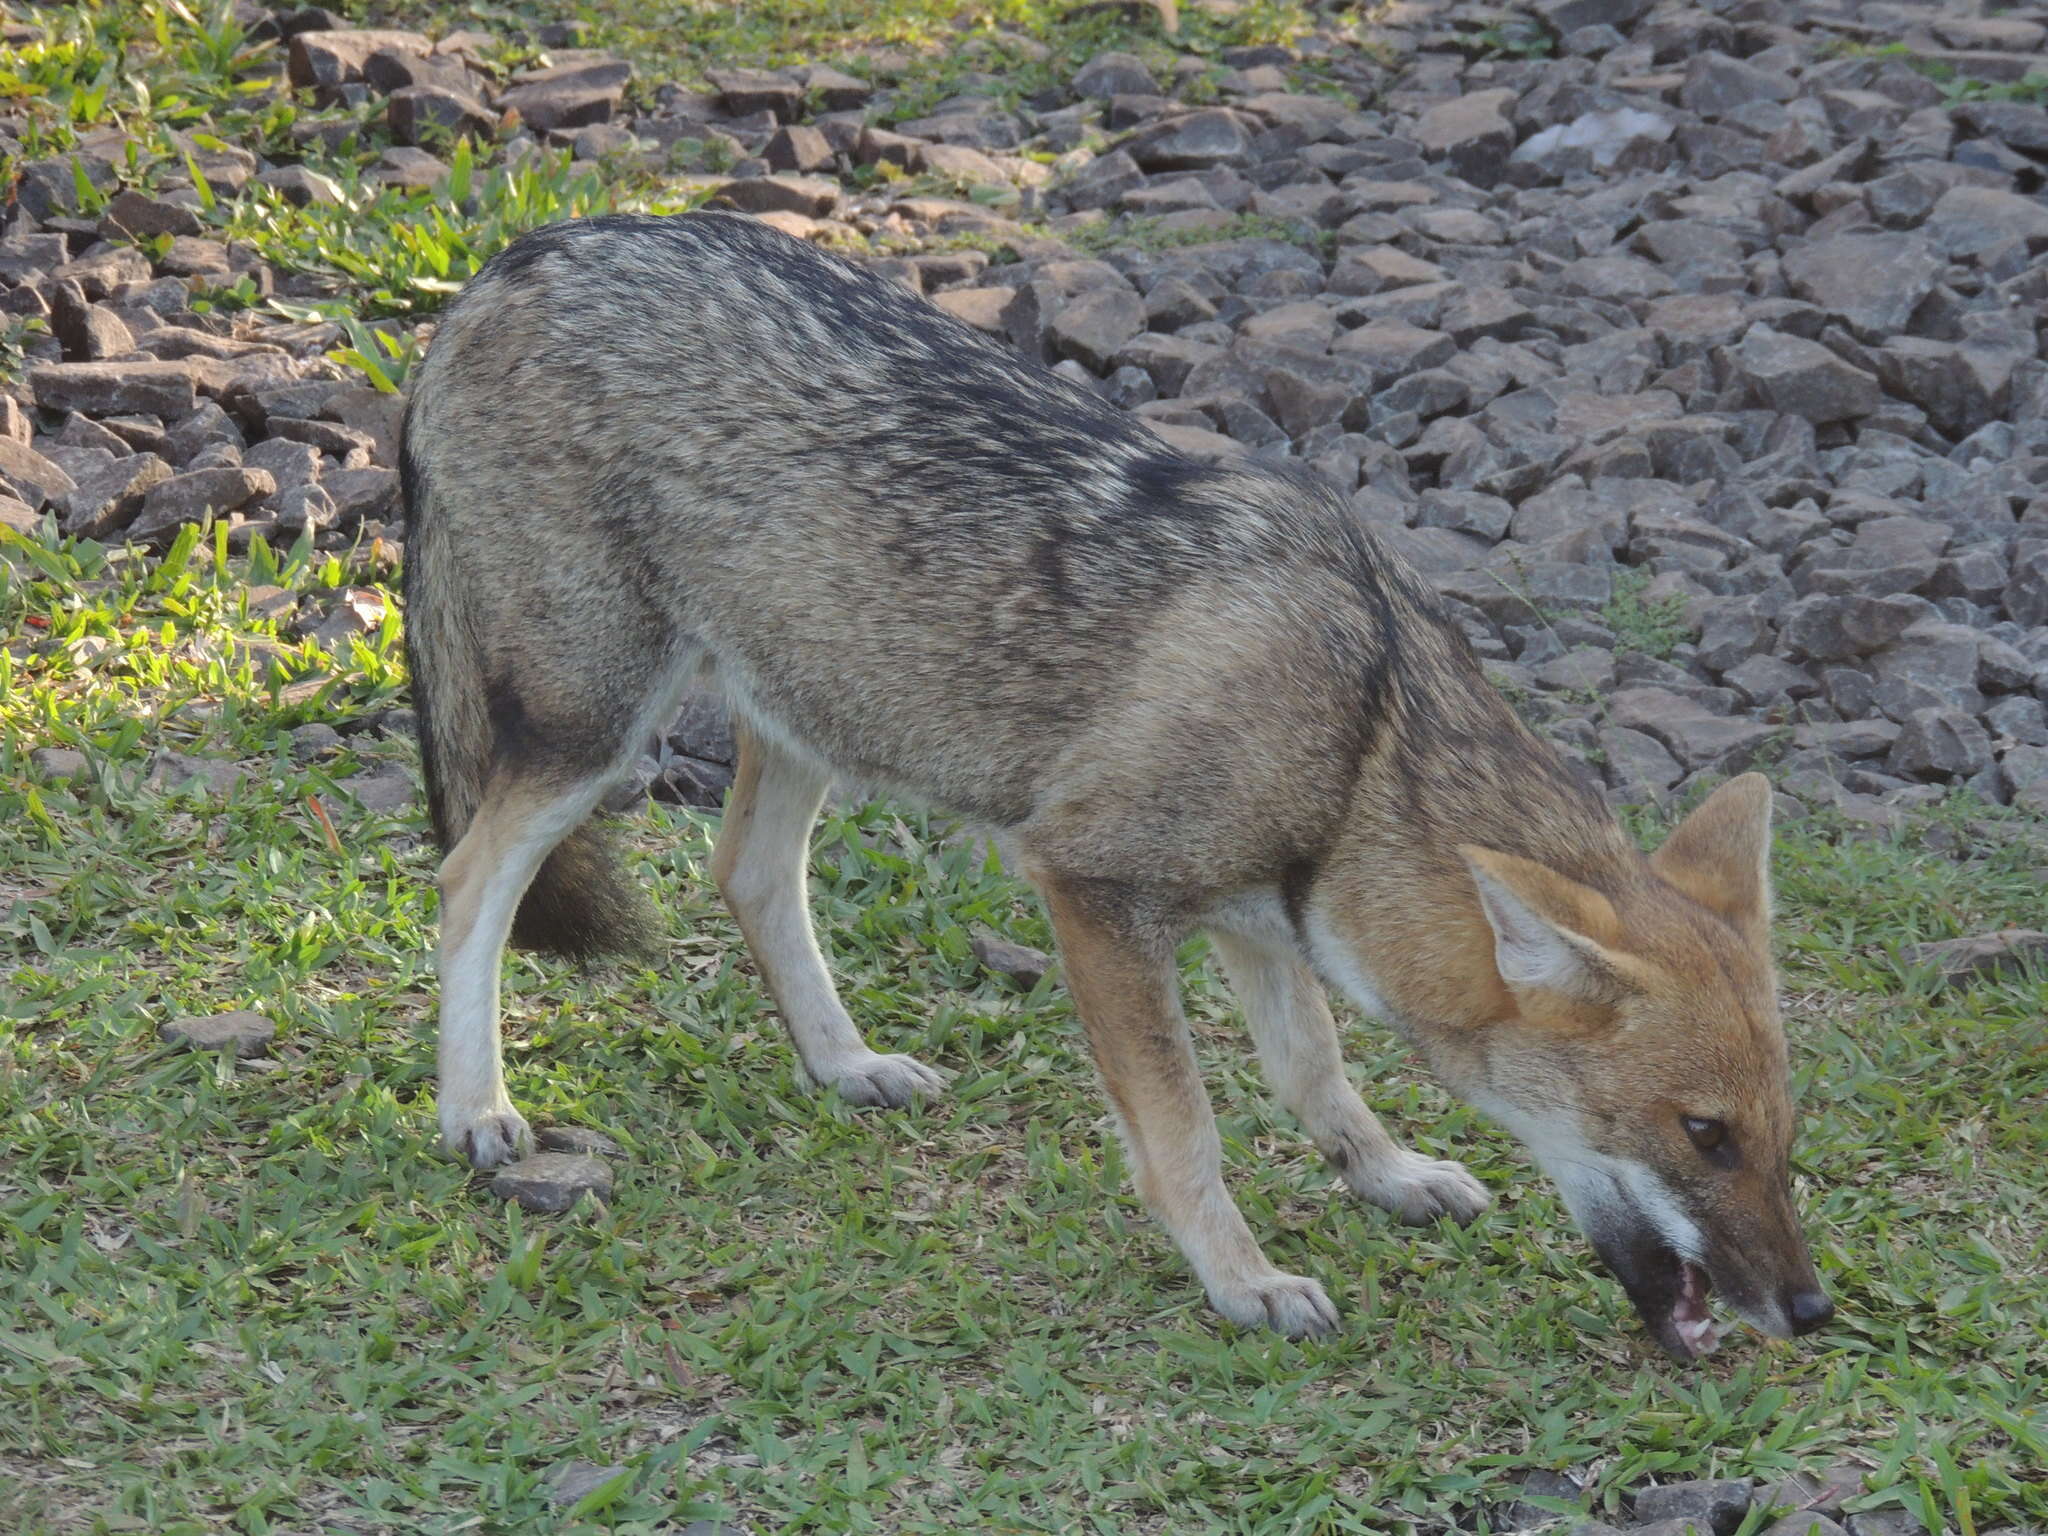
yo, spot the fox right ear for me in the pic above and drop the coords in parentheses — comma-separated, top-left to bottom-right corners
(1650, 772, 1773, 948)
(1460, 846, 1627, 1009)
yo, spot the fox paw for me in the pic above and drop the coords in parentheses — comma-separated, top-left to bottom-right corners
(822, 1051, 947, 1108)
(1346, 1148, 1491, 1226)
(1209, 1271, 1341, 1339)
(443, 1102, 533, 1169)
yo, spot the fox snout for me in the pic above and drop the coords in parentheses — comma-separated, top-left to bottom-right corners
(1579, 1170, 1830, 1362)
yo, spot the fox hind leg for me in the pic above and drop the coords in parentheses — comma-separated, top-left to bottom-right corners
(1207, 928, 1490, 1226)
(437, 773, 615, 1166)
(711, 721, 945, 1107)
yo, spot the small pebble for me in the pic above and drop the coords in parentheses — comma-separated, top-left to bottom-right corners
(536, 1125, 625, 1158)
(545, 1460, 627, 1506)
(971, 929, 1055, 989)
(491, 1152, 614, 1213)
(162, 1010, 276, 1058)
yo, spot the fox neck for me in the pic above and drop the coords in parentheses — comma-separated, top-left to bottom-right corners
(1302, 733, 1640, 1038)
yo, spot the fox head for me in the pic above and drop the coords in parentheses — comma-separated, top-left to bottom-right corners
(1439, 774, 1830, 1360)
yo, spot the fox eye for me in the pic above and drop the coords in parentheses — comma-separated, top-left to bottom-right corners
(1683, 1116, 1741, 1170)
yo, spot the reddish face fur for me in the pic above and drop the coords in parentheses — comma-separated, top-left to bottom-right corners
(1409, 777, 1829, 1357)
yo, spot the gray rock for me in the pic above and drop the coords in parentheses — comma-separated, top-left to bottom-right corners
(1633, 1480, 1755, 1536)
(544, 1460, 628, 1506)
(764, 124, 833, 174)
(1781, 234, 1943, 341)
(275, 482, 338, 535)
(537, 1125, 626, 1157)
(387, 84, 494, 144)
(1759, 1518, 1850, 1536)
(1844, 1511, 1927, 1536)
(163, 1010, 276, 1058)
(1877, 339, 2023, 438)
(50, 283, 136, 362)
(2005, 548, 2048, 628)
(29, 360, 198, 419)
(99, 187, 205, 241)
(1414, 89, 1518, 188)
(1736, 328, 1880, 423)
(1756, 1466, 1865, 1518)
(1889, 707, 1993, 778)
(1530, 0, 1654, 32)
(1725, 654, 1816, 706)
(244, 437, 323, 493)
(321, 466, 399, 525)
(1496, 1468, 1587, 1530)
(1600, 724, 1684, 798)
(258, 163, 345, 207)
(29, 746, 90, 784)
(1901, 928, 2048, 983)
(288, 723, 341, 760)
(714, 174, 838, 217)
(1608, 690, 1775, 773)
(286, 28, 430, 89)
(1986, 695, 2048, 745)
(339, 770, 411, 819)
(492, 1152, 614, 1212)
(1331, 321, 1455, 376)
(2000, 744, 2048, 796)
(1779, 594, 1927, 661)
(971, 930, 1055, 988)
(1049, 287, 1145, 373)
(0, 439, 79, 509)
(57, 453, 172, 539)
(1058, 149, 1144, 210)
(1794, 719, 1901, 760)
(1682, 54, 1795, 117)
(1124, 110, 1252, 172)
(1533, 648, 1617, 692)
(129, 467, 277, 543)
(0, 495, 40, 536)
(1874, 619, 1982, 697)
(149, 752, 249, 795)
(164, 401, 245, 466)
(705, 65, 799, 119)
(1925, 185, 2048, 259)
(1074, 50, 1156, 99)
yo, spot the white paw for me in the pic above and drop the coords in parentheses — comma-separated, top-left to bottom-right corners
(1209, 1270, 1341, 1339)
(442, 1101, 533, 1168)
(1346, 1148, 1492, 1225)
(821, 1051, 947, 1108)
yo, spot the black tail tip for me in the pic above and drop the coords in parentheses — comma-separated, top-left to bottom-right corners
(511, 825, 659, 961)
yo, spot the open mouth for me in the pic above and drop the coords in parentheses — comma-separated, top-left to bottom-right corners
(1599, 1226, 1728, 1362)
(1667, 1257, 1722, 1359)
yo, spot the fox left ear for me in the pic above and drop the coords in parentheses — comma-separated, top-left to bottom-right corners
(1460, 845, 1629, 1010)
(1649, 773, 1774, 947)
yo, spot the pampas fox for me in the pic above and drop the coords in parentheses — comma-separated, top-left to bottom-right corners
(400, 211, 1832, 1359)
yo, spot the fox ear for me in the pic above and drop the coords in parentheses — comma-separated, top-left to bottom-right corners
(1650, 773, 1773, 946)
(1461, 846, 1626, 1008)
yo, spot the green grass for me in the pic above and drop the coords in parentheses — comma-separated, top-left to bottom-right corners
(412, 0, 1328, 121)
(1601, 569, 1697, 662)
(4, 520, 2047, 1535)
(1818, 39, 2048, 105)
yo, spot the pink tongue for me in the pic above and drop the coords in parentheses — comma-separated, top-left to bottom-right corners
(1672, 1264, 1722, 1355)
(1674, 1263, 1708, 1324)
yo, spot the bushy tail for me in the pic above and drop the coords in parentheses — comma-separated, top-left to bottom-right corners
(400, 430, 655, 961)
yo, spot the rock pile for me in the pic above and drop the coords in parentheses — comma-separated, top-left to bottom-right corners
(6, 0, 2048, 829)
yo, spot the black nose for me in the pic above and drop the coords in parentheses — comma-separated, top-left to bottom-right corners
(1786, 1288, 1834, 1334)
